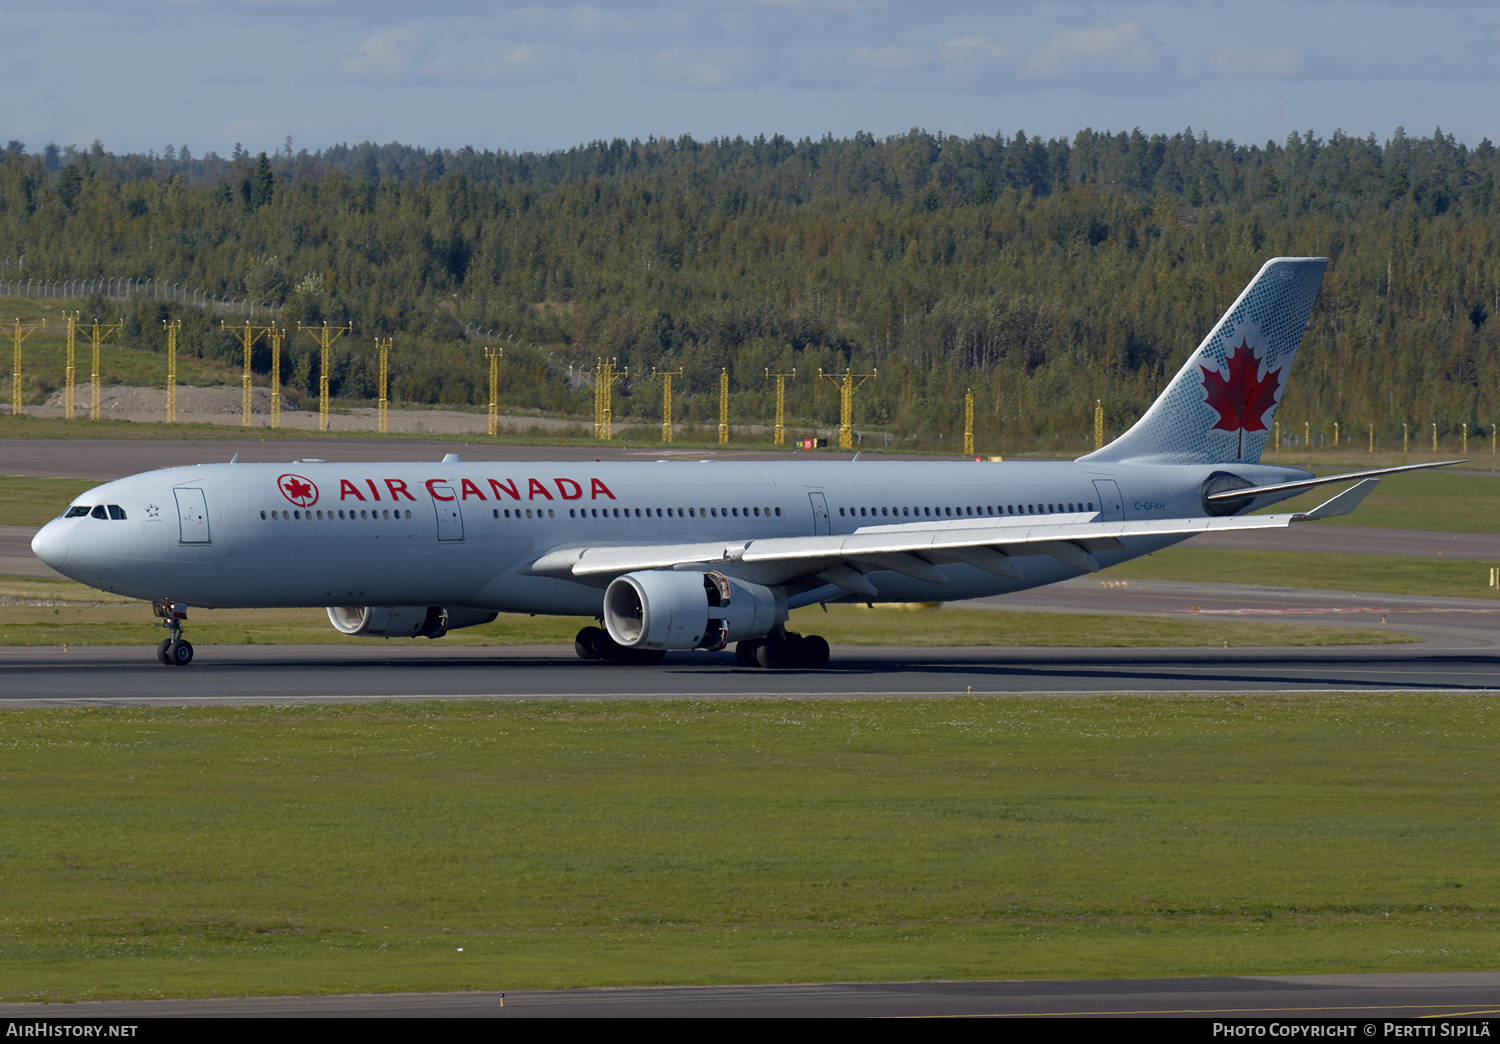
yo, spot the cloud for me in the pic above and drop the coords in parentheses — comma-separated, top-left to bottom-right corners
(1212, 46, 1302, 79)
(340, 27, 568, 88)
(845, 45, 937, 86)
(1022, 22, 1163, 79)
(341, 28, 423, 80)
(644, 46, 764, 90)
(936, 35, 1008, 88)
(503, 5, 693, 46)
(201, 72, 268, 87)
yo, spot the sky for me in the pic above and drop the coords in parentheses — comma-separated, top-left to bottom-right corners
(3, 1, 1498, 158)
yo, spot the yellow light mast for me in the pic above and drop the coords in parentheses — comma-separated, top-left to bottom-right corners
(299, 321, 352, 431)
(766, 368, 795, 447)
(818, 367, 876, 451)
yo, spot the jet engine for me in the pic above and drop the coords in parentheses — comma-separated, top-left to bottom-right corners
(1200, 471, 1258, 516)
(326, 605, 498, 639)
(603, 570, 785, 651)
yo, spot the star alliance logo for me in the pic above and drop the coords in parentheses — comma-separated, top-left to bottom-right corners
(145, 503, 160, 519)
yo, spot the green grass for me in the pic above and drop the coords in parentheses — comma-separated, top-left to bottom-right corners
(0, 579, 1410, 648)
(1256, 467, 1500, 533)
(0, 476, 104, 526)
(0, 696, 1495, 1001)
(0, 298, 242, 404)
(1107, 547, 1499, 599)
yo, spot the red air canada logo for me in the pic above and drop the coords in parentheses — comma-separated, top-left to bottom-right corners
(1201, 337, 1284, 460)
(277, 474, 319, 507)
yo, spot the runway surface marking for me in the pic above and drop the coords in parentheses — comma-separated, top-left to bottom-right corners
(5, 688, 1498, 709)
(929, 1003, 1500, 1018)
(1171, 606, 1500, 614)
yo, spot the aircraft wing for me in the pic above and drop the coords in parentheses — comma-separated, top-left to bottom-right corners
(529, 480, 1377, 592)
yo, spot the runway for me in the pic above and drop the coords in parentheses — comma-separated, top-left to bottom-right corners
(4, 636, 1499, 706)
(1, 973, 1497, 1018)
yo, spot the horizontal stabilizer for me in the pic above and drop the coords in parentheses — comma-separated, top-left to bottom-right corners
(1296, 478, 1380, 520)
(1205, 459, 1466, 505)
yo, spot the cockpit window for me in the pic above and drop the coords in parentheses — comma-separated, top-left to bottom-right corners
(66, 506, 90, 518)
(90, 505, 108, 519)
(107, 505, 126, 520)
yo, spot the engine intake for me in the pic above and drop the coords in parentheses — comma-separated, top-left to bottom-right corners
(603, 570, 785, 651)
(326, 605, 498, 639)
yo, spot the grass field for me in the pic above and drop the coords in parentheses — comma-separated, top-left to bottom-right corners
(0, 476, 104, 526)
(0, 297, 240, 403)
(0, 696, 1494, 1001)
(1106, 547, 1499, 600)
(0, 577, 1408, 648)
(1255, 468, 1500, 533)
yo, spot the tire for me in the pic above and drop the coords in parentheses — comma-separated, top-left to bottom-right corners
(797, 634, 830, 669)
(574, 626, 606, 660)
(167, 639, 194, 666)
(600, 632, 630, 660)
(734, 641, 759, 667)
(157, 639, 173, 665)
(754, 634, 791, 669)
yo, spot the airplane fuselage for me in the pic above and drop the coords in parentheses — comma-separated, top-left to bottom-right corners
(33, 457, 1309, 614)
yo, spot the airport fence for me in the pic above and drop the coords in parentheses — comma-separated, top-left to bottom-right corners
(0, 277, 283, 319)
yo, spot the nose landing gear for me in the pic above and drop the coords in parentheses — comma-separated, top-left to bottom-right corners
(153, 600, 194, 667)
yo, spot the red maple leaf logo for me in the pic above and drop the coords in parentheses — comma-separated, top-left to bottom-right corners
(1201, 338, 1283, 459)
(278, 474, 319, 507)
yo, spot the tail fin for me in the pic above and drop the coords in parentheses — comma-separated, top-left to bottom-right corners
(1081, 257, 1328, 465)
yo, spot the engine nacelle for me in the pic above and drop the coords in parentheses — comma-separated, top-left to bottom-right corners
(326, 605, 498, 639)
(603, 570, 785, 651)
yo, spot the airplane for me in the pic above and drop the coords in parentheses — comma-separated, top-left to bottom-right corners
(30, 256, 1459, 668)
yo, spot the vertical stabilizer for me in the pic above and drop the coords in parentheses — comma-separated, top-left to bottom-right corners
(1081, 257, 1327, 465)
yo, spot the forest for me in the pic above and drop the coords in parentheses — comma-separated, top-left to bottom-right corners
(0, 124, 1496, 451)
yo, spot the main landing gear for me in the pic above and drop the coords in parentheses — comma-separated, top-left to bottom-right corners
(573, 626, 667, 663)
(153, 600, 194, 667)
(735, 631, 830, 670)
(571, 625, 829, 668)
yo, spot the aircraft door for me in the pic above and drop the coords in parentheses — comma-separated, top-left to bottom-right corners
(1093, 479, 1125, 521)
(174, 488, 211, 543)
(808, 492, 830, 534)
(431, 485, 465, 541)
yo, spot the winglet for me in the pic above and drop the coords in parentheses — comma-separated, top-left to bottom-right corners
(1294, 478, 1380, 521)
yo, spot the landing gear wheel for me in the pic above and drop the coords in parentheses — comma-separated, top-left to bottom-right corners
(735, 640, 760, 667)
(797, 635, 830, 669)
(166, 639, 194, 666)
(157, 639, 173, 665)
(575, 626, 607, 660)
(754, 634, 791, 669)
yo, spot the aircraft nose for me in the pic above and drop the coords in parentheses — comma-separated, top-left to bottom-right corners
(30, 519, 71, 571)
